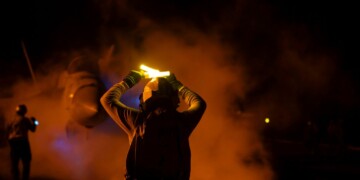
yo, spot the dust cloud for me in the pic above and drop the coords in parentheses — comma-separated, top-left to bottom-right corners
(1, 0, 349, 180)
(1, 56, 128, 179)
(99, 23, 274, 179)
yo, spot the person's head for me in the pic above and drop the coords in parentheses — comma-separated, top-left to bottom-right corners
(16, 104, 27, 116)
(139, 77, 179, 112)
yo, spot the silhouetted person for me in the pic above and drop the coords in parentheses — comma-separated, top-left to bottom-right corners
(6, 104, 37, 180)
(101, 70, 206, 180)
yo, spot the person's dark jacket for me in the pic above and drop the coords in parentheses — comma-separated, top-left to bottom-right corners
(100, 73, 206, 179)
(7, 115, 36, 140)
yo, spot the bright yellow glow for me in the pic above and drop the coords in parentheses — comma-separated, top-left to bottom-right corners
(140, 64, 170, 78)
(265, 117, 270, 124)
(140, 64, 157, 72)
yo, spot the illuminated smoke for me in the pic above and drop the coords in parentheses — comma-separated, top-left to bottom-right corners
(101, 25, 274, 179)
(95, 1, 346, 179)
(1, 0, 352, 179)
(0, 54, 129, 179)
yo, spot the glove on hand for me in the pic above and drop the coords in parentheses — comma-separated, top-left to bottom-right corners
(123, 70, 144, 88)
(165, 73, 183, 90)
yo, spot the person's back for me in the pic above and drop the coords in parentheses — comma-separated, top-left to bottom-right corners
(8, 115, 34, 140)
(6, 104, 36, 180)
(101, 70, 206, 180)
(126, 110, 191, 179)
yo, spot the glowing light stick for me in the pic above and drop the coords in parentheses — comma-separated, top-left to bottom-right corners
(140, 64, 170, 78)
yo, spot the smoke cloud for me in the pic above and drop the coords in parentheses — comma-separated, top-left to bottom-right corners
(96, 3, 275, 179)
(1, 0, 355, 179)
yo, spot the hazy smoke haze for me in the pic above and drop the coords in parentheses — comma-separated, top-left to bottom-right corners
(1, 0, 357, 179)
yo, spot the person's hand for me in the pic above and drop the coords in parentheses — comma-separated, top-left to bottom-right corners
(165, 73, 183, 90)
(123, 70, 145, 88)
(130, 70, 145, 79)
(31, 117, 39, 126)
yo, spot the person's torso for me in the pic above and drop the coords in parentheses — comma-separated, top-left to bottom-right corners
(8, 115, 31, 140)
(126, 111, 190, 179)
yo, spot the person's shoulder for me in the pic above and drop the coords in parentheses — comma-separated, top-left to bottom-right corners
(21, 116, 31, 122)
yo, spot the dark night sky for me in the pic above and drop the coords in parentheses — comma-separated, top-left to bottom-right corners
(1, 0, 359, 143)
(0, 0, 358, 79)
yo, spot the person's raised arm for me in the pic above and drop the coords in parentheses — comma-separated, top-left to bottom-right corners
(166, 73, 206, 136)
(100, 70, 144, 137)
(29, 117, 37, 132)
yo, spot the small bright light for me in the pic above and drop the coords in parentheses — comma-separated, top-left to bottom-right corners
(265, 117, 270, 124)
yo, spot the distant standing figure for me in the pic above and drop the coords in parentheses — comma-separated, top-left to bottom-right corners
(6, 104, 37, 180)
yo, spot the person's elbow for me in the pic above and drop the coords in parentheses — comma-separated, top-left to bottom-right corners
(199, 99, 207, 114)
(100, 93, 111, 110)
(100, 94, 106, 106)
(191, 97, 206, 115)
